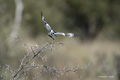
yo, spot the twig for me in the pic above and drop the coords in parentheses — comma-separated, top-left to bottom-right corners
(13, 43, 50, 79)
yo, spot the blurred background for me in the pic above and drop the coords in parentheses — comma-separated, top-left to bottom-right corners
(0, 0, 120, 80)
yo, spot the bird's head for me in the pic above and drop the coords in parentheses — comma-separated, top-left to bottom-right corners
(47, 33, 51, 36)
(47, 33, 54, 40)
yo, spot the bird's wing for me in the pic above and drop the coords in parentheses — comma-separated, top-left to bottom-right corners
(65, 33, 74, 37)
(41, 11, 52, 31)
(54, 32, 74, 37)
(54, 32, 65, 36)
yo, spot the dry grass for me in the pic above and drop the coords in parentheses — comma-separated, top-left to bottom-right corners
(0, 36, 119, 80)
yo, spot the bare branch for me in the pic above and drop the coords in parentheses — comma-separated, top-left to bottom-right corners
(13, 43, 51, 79)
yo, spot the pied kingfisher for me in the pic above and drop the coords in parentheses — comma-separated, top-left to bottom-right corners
(41, 11, 74, 40)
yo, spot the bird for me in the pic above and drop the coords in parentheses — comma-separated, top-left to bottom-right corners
(41, 11, 74, 40)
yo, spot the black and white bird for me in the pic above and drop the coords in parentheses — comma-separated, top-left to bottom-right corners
(41, 11, 74, 40)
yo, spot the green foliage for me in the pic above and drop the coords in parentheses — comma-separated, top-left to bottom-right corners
(1, 0, 120, 39)
(22, 0, 65, 37)
(64, 0, 120, 39)
(0, 0, 120, 80)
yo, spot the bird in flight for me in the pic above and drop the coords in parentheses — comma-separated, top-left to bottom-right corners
(41, 11, 74, 40)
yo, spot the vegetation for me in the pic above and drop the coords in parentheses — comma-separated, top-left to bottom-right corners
(0, 0, 120, 80)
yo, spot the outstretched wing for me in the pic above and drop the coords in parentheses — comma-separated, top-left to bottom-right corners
(41, 11, 52, 31)
(54, 32, 74, 37)
(65, 33, 74, 37)
(54, 32, 66, 36)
